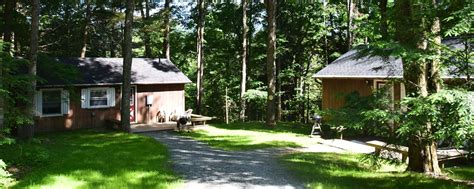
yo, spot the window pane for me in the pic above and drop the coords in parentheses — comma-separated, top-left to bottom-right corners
(42, 90, 62, 115)
(90, 89, 108, 107)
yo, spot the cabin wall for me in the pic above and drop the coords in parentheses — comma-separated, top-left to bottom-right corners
(322, 79, 372, 110)
(136, 84, 185, 124)
(35, 84, 186, 133)
(321, 78, 402, 110)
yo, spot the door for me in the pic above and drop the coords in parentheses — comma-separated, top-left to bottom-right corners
(130, 86, 136, 123)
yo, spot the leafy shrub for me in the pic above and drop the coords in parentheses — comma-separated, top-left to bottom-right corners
(323, 85, 398, 138)
(398, 89, 474, 148)
(0, 160, 15, 188)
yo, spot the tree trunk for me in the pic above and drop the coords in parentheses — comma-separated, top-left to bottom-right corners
(240, 0, 248, 121)
(22, 0, 40, 139)
(162, 0, 171, 60)
(80, 0, 91, 58)
(379, 0, 388, 40)
(346, 0, 354, 50)
(276, 57, 282, 121)
(265, 0, 277, 128)
(121, 0, 134, 132)
(395, 0, 441, 175)
(196, 0, 205, 115)
(2, 0, 16, 52)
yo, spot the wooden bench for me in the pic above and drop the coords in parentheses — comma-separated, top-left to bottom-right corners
(437, 148, 469, 168)
(190, 114, 213, 126)
(366, 140, 409, 162)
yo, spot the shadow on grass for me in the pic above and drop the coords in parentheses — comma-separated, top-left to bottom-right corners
(445, 166, 474, 181)
(280, 152, 470, 189)
(181, 130, 301, 151)
(211, 122, 312, 136)
(0, 130, 180, 189)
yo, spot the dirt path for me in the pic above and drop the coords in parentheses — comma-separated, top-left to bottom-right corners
(144, 132, 305, 189)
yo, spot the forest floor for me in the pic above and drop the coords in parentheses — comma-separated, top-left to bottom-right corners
(0, 130, 180, 189)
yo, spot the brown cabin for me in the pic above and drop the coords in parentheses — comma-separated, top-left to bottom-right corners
(313, 39, 470, 110)
(34, 58, 191, 133)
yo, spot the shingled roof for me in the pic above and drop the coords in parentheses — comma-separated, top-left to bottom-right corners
(313, 38, 471, 79)
(38, 58, 191, 87)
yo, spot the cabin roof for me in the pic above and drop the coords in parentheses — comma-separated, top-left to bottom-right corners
(313, 38, 471, 79)
(38, 58, 192, 87)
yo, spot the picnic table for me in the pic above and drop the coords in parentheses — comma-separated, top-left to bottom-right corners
(366, 140, 469, 166)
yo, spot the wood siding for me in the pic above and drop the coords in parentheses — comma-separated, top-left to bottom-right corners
(136, 84, 185, 124)
(322, 79, 372, 110)
(35, 84, 186, 133)
(322, 78, 402, 110)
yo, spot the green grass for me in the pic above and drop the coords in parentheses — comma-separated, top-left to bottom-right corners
(280, 152, 471, 189)
(0, 130, 180, 189)
(181, 122, 319, 151)
(445, 166, 474, 181)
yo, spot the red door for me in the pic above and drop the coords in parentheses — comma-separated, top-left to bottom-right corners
(130, 86, 136, 122)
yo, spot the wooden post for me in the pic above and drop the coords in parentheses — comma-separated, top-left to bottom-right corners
(225, 87, 229, 124)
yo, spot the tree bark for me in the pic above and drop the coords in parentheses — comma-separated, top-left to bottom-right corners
(265, 0, 277, 128)
(22, 0, 40, 139)
(121, 0, 134, 132)
(395, 0, 441, 175)
(195, 0, 205, 115)
(2, 0, 16, 52)
(240, 0, 248, 121)
(346, 0, 354, 50)
(80, 0, 91, 58)
(162, 0, 171, 60)
(379, 0, 388, 40)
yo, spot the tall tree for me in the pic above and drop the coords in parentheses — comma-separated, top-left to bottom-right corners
(162, 0, 171, 59)
(265, 0, 277, 127)
(196, 0, 205, 114)
(346, 0, 354, 49)
(394, 0, 442, 174)
(80, 0, 92, 58)
(121, 0, 134, 132)
(25, 0, 40, 138)
(240, 0, 248, 121)
(140, 0, 152, 57)
(379, 0, 388, 39)
(2, 0, 16, 52)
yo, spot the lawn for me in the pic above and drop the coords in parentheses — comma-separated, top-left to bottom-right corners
(181, 122, 318, 150)
(0, 130, 180, 189)
(186, 122, 473, 188)
(280, 152, 471, 189)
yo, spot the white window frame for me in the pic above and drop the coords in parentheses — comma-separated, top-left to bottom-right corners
(36, 88, 69, 117)
(89, 88, 110, 108)
(81, 87, 116, 109)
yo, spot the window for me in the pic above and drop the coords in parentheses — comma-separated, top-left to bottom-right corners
(90, 89, 108, 107)
(81, 87, 115, 109)
(35, 89, 69, 117)
(42, 90, 62, 115)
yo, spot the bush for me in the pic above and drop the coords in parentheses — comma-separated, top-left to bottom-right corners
(0, 160, 15, 188)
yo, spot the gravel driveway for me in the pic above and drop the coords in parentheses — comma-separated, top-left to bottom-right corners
(144, 132, 304, 189)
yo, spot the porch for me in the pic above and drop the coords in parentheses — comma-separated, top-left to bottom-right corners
(131, 122, 178, 133)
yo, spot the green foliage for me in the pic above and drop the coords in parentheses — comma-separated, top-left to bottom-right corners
(0, 41, 35, 139)
(243, 89, 267, 121)
(0, 160, 15, 188)
(398, 89, 474, 147)
(324, 85, 398, 137)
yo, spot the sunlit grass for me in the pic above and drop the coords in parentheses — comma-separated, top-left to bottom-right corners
(280, 152, 470, 189)
(444, 166, 474, 181)
(182, 123, 320, 151)
(0, 130, 181, 189)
